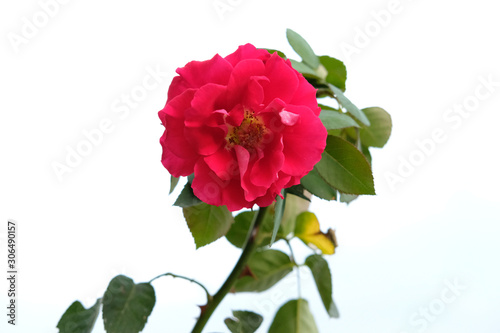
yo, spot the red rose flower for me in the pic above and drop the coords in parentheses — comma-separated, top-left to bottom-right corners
(159, 44, 326, 211)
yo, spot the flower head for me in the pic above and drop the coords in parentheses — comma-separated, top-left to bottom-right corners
(159, 44, 327, 211)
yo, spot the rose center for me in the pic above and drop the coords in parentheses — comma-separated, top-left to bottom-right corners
(226, 111, 265, 152)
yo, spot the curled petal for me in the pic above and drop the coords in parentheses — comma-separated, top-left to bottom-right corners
(250, 133, 284, 188)
(279, 110, 300, 126)
(185, 84, 227, 127)
(234, 145, 267, 202)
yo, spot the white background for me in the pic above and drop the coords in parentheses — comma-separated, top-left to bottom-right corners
(1, 0, 500, 332)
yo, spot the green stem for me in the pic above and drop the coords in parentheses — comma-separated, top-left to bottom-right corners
(191, 206, 269, 333)
(286, 241, 301, 299)
(149, 273, 212, 302)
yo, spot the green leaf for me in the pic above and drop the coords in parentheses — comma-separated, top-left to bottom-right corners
(305, 255, 339, 318)
(319, 110, 360, 130)
(226, 211, 277, 248)
(318, 103, 339, 112)
(329, 84, 370, 126)
(319, 56, 347, 91)
(57, 299, 101, 333)
(183, 203, 234, 248)
(359, 107, 392, 148)
(286, 29, 320, 69)
(361, 144, 372, 165)
(227, 195, 308, 247)
(300, 167, 337, 201)
(270, 191, 286, 245)
(173, 182, 202, 208)
(289, 60, 318, 77)
(224, 310, 263, 333)
(339, 192, 358, 204)
(169, 175, 180, 194)
(315, 136, 375, 195)
(102, 275, 155, 333)
(226, 211, 254, 248)
(268, 299, 319, 333)
(285, 185, 310, 202)
(327, 129, 342, 137)
(234, 249, 294, 292)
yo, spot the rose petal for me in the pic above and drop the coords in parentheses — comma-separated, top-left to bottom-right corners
(255, 171, 292, 207)
(234, 145, 250, 180)
(280, 105, 327, 176)
(192, 159, 226, 205)
(227, 104, 245, 127)
(226, 59, 266, 107)
(185, 83, 226, 127)
(249, 133, 284, 187)
(289, 74, 321, 116)
(160, 132, 197, 177)
(234, 145, 267, 202)
(160, 89, 198, 160)
(262, 53, 299, 105)
(221, 180, 254, 211)
(279, 110, 300, 126)
(224, 44, 271, 67)
(185, 126, 225, 156)
(173, 54, 232, 95)
(161, 88, 196, 119)
(244, 75, 269, 107)
(166, 76, 192, 103)
(204, 148, 237, 181)
(164, 115, 195, 159)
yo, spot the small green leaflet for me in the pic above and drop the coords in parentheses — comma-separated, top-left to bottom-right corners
(359, 107, 392, 148)
(169, 175, 180, 194)
(57, 299, 101, 333)
(268, 299, 319, 333)
(315, 136, 375, 195)
(234, 249, 294, 292)
(319, 110, 360, 130)
(319, 55, 347, 91)
(286, 29, 320, 69)
(183, 203, 234, 248)
(305, 255, 339, 318)
(329, 84, 370, 126)
(174, 182, 202, 208)
(224, 310, 263, 333)
(270, 190, 286, 245)
(102, 275, 155, 333)
(300, 167, 337, 201)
